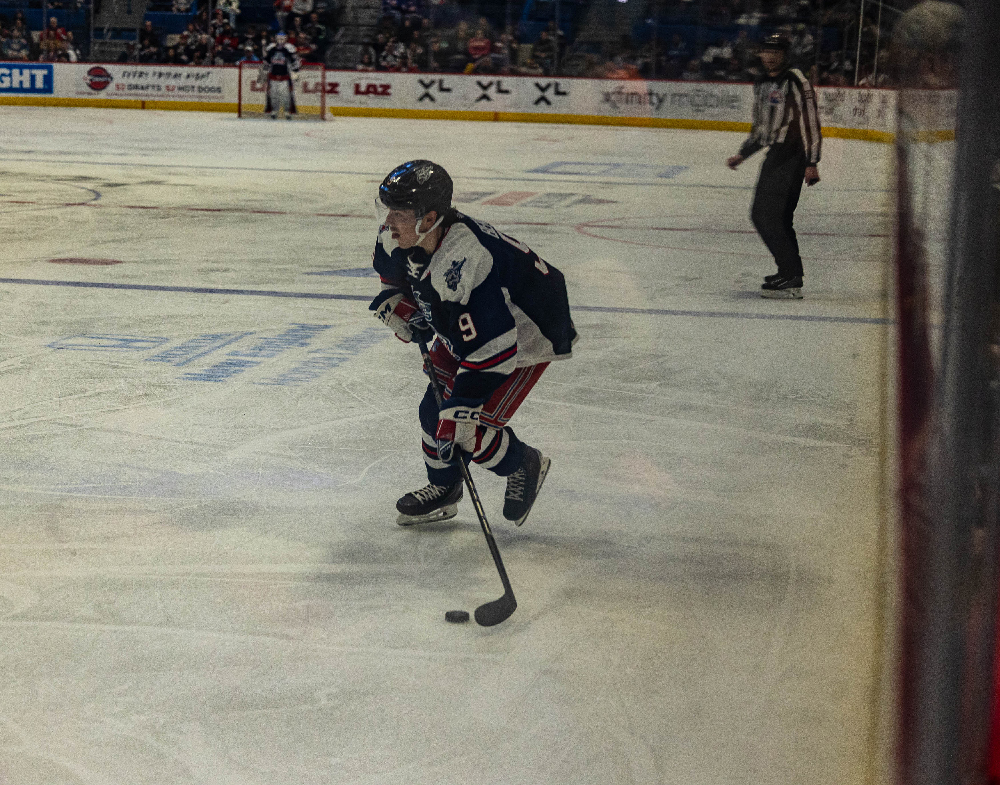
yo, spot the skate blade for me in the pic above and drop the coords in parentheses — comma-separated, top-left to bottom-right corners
(514, 456, 551, 527)
(396, 504, 459, 526)
(761, 287, 803, 300)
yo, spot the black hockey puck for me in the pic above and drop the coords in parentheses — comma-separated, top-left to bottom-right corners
(445, 610, 470, 623)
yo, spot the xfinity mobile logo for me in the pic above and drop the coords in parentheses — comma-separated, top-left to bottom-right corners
(602, 85, 741, 114)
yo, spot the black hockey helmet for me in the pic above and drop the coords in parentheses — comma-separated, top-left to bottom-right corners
(761, 33, 790, 51)
(378, 160, 453, 218)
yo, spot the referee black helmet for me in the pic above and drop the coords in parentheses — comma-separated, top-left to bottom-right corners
(761, 33, 790, 51)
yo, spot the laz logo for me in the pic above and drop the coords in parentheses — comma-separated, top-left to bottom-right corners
(534, 81, 568, 106)
(304, 81, 339, 95)
(418, 78, 451, 102)
(354, 82, 391, 97)
(476, 80, 511, 103)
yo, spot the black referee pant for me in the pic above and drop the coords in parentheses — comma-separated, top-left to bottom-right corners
(750, 144, 808, 279)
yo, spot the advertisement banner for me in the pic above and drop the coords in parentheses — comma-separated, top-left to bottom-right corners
(324, 72, 751, 124)
(817, 87, 897, 133)
(0, 63, 54, 95)
(63, 63, 233, 102)
(1, 62, 900, 140)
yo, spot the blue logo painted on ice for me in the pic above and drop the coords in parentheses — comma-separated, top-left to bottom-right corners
(0, 63, 53, 94)
(48, 324, 388, 386)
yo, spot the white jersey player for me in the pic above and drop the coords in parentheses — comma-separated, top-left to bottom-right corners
(369, 160, 577, 526)
(260, 32, 301, 119)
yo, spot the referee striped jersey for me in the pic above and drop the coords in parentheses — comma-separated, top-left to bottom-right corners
(738, 67, 822, 165)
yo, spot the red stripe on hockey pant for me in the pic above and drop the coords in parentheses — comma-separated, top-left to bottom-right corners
(480, 362, 549, 429)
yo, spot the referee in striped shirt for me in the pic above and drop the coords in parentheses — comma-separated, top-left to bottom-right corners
(727, 33, 822, 299)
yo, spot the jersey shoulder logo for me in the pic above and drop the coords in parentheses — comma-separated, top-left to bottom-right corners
(445, 257, 466, 291)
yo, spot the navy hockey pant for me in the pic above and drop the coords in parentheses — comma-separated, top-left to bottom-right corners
(750, 145, 808, 279)
(418, 341, 548, 486)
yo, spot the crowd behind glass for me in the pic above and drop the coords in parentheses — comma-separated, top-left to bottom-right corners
(0, 0, 891, 86)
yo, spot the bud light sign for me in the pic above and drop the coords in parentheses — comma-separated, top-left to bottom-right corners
(0, 63, 53, 94)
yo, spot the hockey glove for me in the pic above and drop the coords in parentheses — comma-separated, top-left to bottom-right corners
(369, 290, 421, 343)
(435, 405, 481, 462)
(404, 246, 433, 283)
(408, 308, 434, 344)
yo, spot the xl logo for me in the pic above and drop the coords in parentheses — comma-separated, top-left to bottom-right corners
(418, 78, 452, 102)
(534, 81, 568, 106)
(476, 80, 511, 103)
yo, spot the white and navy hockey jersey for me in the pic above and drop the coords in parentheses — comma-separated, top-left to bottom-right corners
(373, 212, 576, 410)
(262, 41, 300, 80)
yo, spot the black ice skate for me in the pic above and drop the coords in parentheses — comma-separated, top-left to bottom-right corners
(763, 273, 781, 284)
(761, 275, 803, 299)
(502, 447, 551, 526)
(396, 482, 463, 526)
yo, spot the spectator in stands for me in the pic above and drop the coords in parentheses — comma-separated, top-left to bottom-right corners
(355, 47, 376, 71)
(371, 31, 388, 63)
(406, 30, 426, 70)
(735, 0, 765, 27)
(291, 0, 313, 32)
(701, 36, 732, 74)
(378, 35, 406, 70)
(187, 32, 213, 64)
(789, 23, 815, 66)
(664, 33, 689, 78)
(209, 8, 226, 37)
(237, 43, 260, 63)
(2, 27, 30, 61)
(39, 17, 68, 61)
(138, 20, 161, 62)
(215, 21, 240, 52)
(117, 42, 139, 62)
(533, 29, 557, 75)
(220, 0, 240, 27)
(172, 0, 193, 14)
(731, 29, 752, 68)
(466, 26, 491, 72)
(493, 25, 518, 73)
(274, 0, 292, 32)
(449, 20, 471, 70)
(216, 35, 240, 63)
(63, 31, 79, 61)
(297, 32, 319, 62)
(518, 54, 543, 76)
(603, 53, 639, 80)
(305, 13, 329, 59)
(680, 58, 701, 80)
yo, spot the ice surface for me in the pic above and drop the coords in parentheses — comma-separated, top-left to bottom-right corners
(0, 106, 894, 784)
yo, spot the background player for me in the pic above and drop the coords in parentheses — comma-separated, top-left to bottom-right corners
(260, 32, 300, 119)
(368, 160, 576, 527)
(727, 33, 822, 299)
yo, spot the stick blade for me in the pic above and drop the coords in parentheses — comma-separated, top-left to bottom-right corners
(474, 592, 517, 627)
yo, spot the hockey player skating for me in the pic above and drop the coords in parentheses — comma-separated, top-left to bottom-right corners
(727, 33, 822, 299)
(260, 32, 300, 119)
(369, 160, 576, 526)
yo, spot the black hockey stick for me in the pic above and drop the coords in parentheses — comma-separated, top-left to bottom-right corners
(416, 336, 517, 627)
